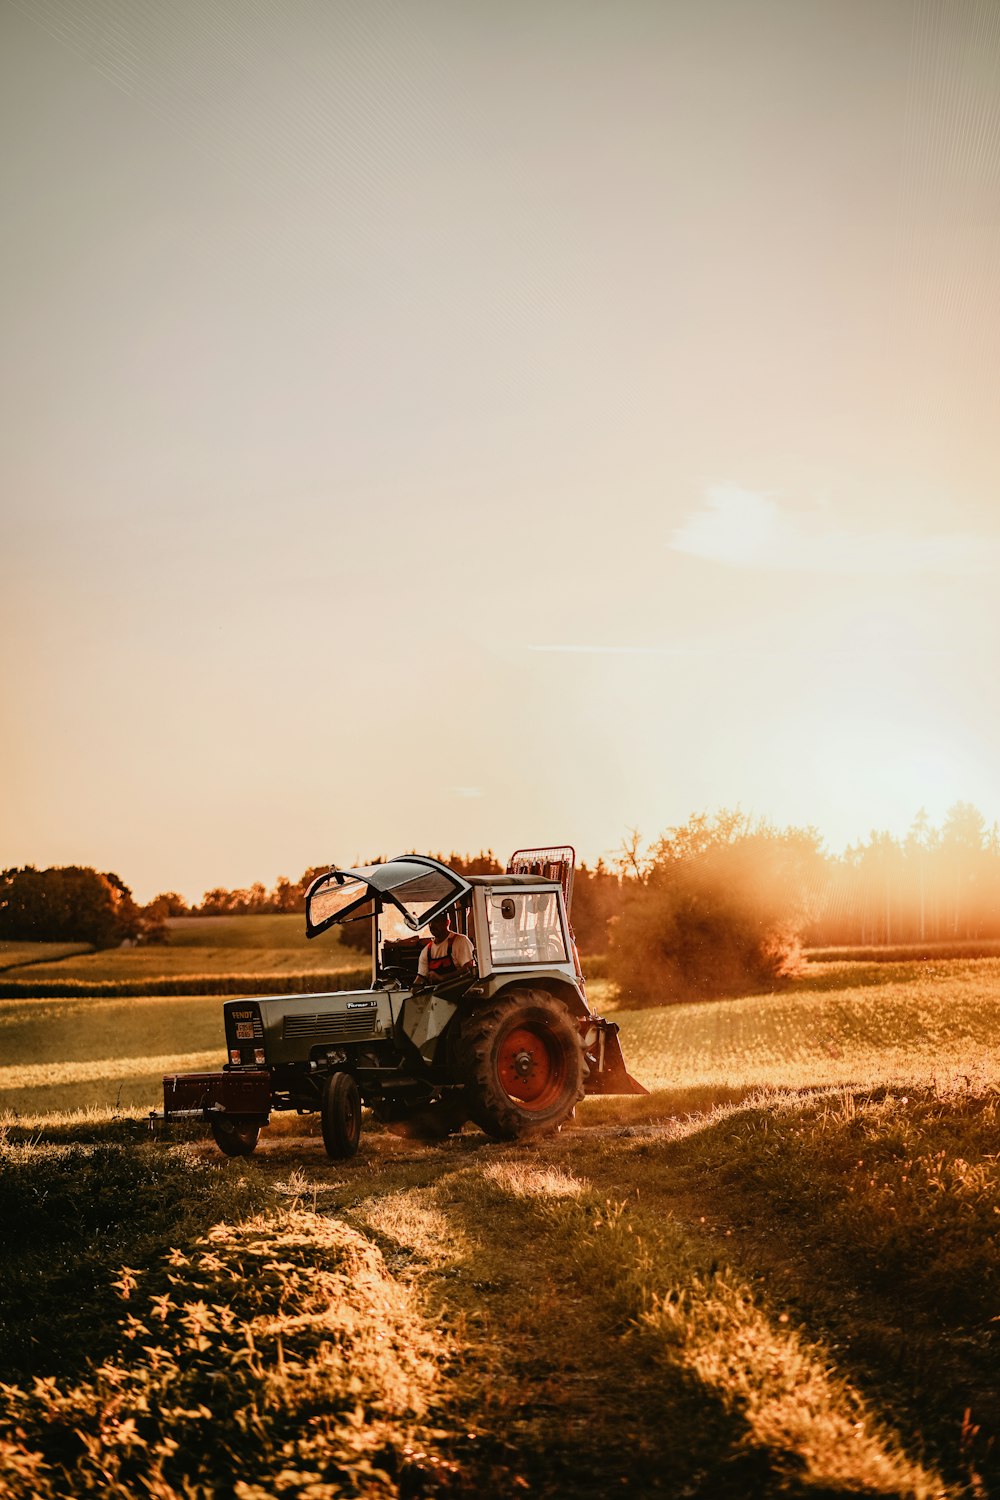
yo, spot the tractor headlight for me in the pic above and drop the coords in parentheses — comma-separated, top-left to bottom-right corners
(254, 1048, 266, 1065)
(230, 1049, 241, 1065)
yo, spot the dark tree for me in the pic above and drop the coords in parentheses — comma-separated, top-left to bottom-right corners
(0, 866, 142, 949)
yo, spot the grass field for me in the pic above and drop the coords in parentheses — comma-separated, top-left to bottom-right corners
(3, 959, 995, 1118)
(0, 941, 92, 972)
(0, 914, 357, 981)
(0, 920, 365, 1001)
(166, 912, 322, 947)
(2, 957, 998, 1496)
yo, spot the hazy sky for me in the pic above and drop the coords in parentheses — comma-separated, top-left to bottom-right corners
(3, 0, 1000, 901)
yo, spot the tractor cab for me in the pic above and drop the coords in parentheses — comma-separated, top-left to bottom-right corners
(305, 852, 584, 993)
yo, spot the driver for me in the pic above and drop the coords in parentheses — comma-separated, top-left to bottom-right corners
(413, 911, 475, 991)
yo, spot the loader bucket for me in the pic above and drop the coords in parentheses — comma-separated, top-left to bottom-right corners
(587, 1021, 648, 1095)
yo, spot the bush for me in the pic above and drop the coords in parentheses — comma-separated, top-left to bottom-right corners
(609, 811, 826, 1005)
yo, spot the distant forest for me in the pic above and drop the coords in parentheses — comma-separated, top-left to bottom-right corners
(144, 803, 1000, 953)
(5, 806, 999, 956)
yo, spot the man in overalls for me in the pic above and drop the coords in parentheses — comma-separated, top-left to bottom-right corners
(413, 910, 475, 991)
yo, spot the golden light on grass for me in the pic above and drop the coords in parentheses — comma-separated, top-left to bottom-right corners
(480, 1161, 584, 1200)
(354, 1189, 469, 1270)
(613, 962, 1000, 1096)
(0, 1208, 448, 1498)
(641, 1275, 944, 1497)
(461, 1146, 948, 1496)
(0, 1050, 222, 1093)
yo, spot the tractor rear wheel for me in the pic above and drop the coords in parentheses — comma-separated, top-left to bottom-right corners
(210, 1115, 261, 1157)
(321, 1072, 362, 1159)
(460, 989, 585, 1140)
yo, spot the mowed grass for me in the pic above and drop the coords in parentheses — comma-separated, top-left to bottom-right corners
(0, 915, 359, 984)
(2, 960, 999, 1494)
(16, 942, 358, 982)
(0, 995, 228, 1115)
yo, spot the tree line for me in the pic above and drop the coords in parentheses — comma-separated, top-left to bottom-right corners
(5, 806, 1000, 999)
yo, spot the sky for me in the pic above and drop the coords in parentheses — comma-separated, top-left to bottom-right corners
(2, 0, 1000, 902)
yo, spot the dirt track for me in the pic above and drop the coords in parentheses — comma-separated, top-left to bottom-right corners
(237, 1119, 949, 1499)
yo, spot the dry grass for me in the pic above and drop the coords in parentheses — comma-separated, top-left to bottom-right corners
(0, 1207, 448, 1498)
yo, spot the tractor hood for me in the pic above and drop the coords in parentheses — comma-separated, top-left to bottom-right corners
(305, 856, 472, 939)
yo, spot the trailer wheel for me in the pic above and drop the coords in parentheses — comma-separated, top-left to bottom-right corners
(460, 989, 585, 1141)
(210, 1115, 261, 1157)
(321, 1072, 362, 1159)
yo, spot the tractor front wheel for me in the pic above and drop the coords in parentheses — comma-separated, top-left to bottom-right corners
(321, 1072, 362, 1159)
(210, 1115, 261, 1157)
(460, 990, 585, 1141)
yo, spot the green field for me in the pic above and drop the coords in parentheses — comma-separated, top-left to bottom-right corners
(3, 958, 996, 1119)
(2, 958, 999, 1496)
(0, 919, 365, 1001)
(616, 959, 1000, 1097)
(0, 914, 357, 979)
(166, 912, 325, 948)
(0, 941, 92, 972)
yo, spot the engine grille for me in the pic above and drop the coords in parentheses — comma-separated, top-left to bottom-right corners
(282, 1011, 380, 1043)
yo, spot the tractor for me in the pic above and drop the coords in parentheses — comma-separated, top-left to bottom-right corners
(155, 846, 645, 1158)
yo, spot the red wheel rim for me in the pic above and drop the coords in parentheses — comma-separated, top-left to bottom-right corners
(496, 1023, 565, 1111)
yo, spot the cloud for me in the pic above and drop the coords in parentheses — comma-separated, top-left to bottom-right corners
(528, 644, 698, 656)
(672, 485, 1000, 575)
(529, 641, 951, 659)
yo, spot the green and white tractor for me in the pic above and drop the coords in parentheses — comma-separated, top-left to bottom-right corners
(156, 846, 645, 1158)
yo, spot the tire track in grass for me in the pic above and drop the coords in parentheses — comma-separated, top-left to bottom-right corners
(252, 1125, 946, 1498)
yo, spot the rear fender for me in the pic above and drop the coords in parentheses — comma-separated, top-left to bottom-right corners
(484, 973, 589, 1020)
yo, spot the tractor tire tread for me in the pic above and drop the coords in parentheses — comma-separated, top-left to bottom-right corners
(458, 988, 584, 1141)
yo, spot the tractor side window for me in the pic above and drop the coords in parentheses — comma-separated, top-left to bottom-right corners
(307, 875, 368, 929)
(487, 891, 567, 966)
